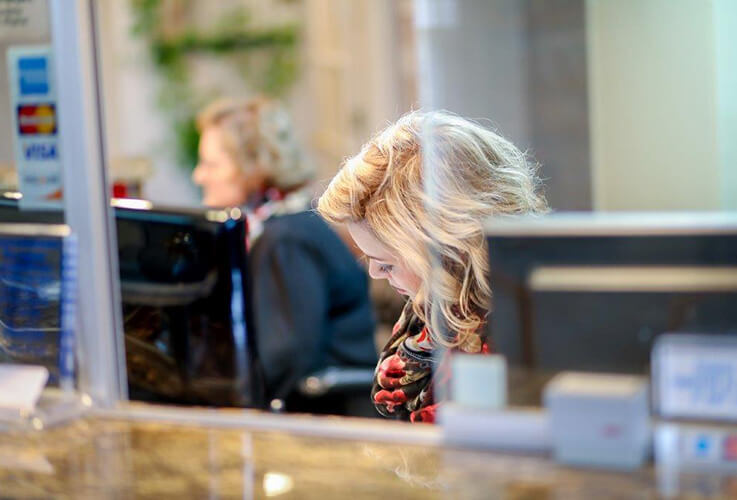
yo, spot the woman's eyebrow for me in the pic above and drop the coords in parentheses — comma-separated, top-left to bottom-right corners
(364, 253, 390, 261)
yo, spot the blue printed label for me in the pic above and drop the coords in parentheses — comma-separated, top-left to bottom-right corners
(18, 56, 49, 96)
(23, 142, 58, 161)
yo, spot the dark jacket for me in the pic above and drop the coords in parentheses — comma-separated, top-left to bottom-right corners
(248, 211, 377, 402)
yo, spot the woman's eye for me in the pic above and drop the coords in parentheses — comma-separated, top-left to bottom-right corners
(379, 264, 393, 273)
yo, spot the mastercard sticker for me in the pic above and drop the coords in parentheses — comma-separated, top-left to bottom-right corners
(17, 104, 57, 135)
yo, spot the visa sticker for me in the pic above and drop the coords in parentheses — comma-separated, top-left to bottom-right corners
(23, 142, 58, 161)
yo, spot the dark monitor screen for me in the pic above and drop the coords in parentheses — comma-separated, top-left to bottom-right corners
(0, 196, 264, 408)
(486, 213, 737, 375)
(115, 201, 263, 408)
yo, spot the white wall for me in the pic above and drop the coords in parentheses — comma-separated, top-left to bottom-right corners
(586, 0, 730, 211)
(0, 0, 50, 184)
(714, 0, 737, 210)
(97, 1, 200, 206)
(96, 0, 366, 205)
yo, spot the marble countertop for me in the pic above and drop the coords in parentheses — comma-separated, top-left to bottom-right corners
(1, 416, 736, 499)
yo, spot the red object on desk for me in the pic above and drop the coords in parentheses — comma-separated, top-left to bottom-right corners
(112, 182, 128, 198)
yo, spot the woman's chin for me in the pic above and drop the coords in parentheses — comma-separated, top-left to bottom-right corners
(203, 196, 239, 209)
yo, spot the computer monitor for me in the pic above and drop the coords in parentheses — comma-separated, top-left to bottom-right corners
(0, 194, 265, 408)
(115, 200, 264, 408)
(485, 212, 737, 375)
(0, 223, 75, 388)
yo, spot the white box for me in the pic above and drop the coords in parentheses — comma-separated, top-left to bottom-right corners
(450, 353, 506, 409)
(544, 372, 651, 469)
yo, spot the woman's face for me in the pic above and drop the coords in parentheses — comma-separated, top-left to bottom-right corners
(348, 221, 422, 298)
(192, 127, 263, 208)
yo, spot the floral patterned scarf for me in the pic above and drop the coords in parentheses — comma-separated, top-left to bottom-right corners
(371, 301, 490, 423)
(244, 186, 312, 249)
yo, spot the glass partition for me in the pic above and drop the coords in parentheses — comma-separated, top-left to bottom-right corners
(1, 0, 127, 418)
(414, 0, 737, 411)
(0, 0, 56, 204)
(0, 0, 85, 426)
(4, 0, 732, 422)
(93, 0, 737, 419)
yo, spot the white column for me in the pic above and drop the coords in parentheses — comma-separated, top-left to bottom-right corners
(50, 0, 127, 406)
(414, 0, 532, 149)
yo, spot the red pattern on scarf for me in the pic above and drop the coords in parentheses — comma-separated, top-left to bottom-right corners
(371, 302, 490, 423)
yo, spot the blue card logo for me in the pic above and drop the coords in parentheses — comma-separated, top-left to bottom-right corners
(18, 56, 49, 96)
(23, 142, 58, 161)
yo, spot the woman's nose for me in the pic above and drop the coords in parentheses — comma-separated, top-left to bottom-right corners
(192, 164, 205, 185)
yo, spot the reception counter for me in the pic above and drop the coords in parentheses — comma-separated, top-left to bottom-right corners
(2, 409, 736, 499)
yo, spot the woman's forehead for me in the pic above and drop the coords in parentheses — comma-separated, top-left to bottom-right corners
(347, 222, 394, 260)
(199, 127, 225, 154)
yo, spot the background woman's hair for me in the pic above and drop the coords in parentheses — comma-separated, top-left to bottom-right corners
(196, 96, 313, 190)
(317, 110, 548, 348)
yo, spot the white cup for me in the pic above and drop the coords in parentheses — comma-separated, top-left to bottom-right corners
(450, 353, 507, 409)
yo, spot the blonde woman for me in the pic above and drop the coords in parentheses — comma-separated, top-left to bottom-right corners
(317, 111, 548, 423)
(193, 97, 377, 412)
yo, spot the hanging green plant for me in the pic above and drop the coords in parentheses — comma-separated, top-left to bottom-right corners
(130, 0, 299, 169)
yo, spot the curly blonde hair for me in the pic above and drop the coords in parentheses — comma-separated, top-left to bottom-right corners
(196, 96, 313, 190)
(317, 111, 548, 348)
